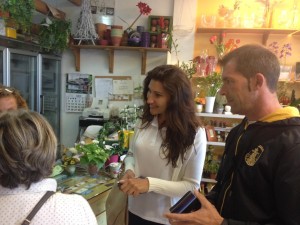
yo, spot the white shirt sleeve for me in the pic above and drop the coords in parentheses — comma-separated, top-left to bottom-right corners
(148, 127, 207, 197)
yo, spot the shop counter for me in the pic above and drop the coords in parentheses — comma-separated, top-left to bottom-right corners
(55, 171, 115, 224)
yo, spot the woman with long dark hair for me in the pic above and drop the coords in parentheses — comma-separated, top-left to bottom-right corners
(119, 64, 207, 225)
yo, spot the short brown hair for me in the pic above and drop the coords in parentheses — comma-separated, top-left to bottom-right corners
(0, 85, 28, 109)
(219, 44, 280, 92)
(0, 110, 57, 189)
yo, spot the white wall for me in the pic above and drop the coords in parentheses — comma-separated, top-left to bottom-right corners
(57, 0, 197, 147)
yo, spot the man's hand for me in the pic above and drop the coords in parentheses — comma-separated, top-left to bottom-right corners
(164, 190, 224, 225)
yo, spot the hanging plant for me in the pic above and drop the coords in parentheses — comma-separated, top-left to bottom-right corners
(38, 18, 71, 53)
(0, 0, 34, 33)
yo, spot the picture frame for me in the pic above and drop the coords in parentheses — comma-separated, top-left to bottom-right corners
(205, 125, 217, 142)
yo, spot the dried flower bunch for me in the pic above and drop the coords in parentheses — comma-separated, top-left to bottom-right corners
(209, 33, 240, 59)
(61, 147, 81, 167)
(268, 41, 292, 64)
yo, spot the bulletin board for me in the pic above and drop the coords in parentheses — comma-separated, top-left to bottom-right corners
(95, 76, 133, 101)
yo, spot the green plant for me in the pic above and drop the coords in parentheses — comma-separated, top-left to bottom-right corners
(38, 18, 71, 53)
(179, 60, 197, 79)
(1, 0, 34, 33)
(76, 140, 109, 169)
(98, 122, 126, 156)
(206, 160, 220, 174)
(196, 72, 223, 97)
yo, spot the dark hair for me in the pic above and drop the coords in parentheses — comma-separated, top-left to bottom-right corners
(219, 44, 280, 92)
(0, 110, 57, 189)
(0, 85, 28, 109)
(142, 64, 203, 167)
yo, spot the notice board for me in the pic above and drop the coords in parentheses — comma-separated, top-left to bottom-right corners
(95, 76, 133, 101)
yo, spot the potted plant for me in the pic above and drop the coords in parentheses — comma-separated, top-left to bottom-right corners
(0, 0, 34, 34)
(195, 72, 223, 113)
(98, 122, 127, 165)
(75, 140, 109, 176)
(38, 18, 71, 53)
(206, 160, 220, 180)
(61, 146, 81, 176)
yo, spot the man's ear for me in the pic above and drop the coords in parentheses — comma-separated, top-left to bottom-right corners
(255, 73, 264, 88)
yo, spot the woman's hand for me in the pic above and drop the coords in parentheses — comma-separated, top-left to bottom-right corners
(119, 176, 149, 196)
(164, 190, 224, 225)
(120, 169, 135, 180)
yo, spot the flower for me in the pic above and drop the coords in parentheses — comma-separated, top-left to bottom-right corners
(196, 72, 223, 97)
(194, 97, 205, 105)
(75, 140, 109, 168)
(209, 33, 240, 59)
(268, 41, 292, 65)
(61, 147, 81, 167)
(125, 2, 152, 32)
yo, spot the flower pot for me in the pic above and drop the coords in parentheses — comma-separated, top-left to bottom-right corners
(196, 104, 203, 113)
(205, 96, 216, 113)
(105, 154, 119, 167)
(111, 36, 122, 46)
(65, 165, 76, 176)
(88, 164, 98, 176)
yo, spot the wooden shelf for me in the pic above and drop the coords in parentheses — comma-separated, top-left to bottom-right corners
(34, 0, 66, 20)
(197, 27, 300, 45)
(70, 44, 169, 74)
(207, 141, 225, 146)
(68, 0, 82, 6)
(201, 177, 217, 183)
(196, 112, 244, 119)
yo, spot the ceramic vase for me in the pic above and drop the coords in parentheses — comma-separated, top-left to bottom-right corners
(65, 165, 76, 176)
(111, 25, 123, 46)
(105, 154, 119, 167)
(196, 104, 203, 113)
(205, 96, 216, 113)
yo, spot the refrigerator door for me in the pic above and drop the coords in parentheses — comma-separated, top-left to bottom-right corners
(0, 47, 3, 84)
(7, 49, 38, 110)
(38, 54, 61, 141)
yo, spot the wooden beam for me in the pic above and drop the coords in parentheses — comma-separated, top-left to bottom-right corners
(68, 0, 82, 6)
(34, 0, 66, 20)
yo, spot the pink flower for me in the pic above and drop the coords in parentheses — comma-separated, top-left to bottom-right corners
(127, 2, 152, 31)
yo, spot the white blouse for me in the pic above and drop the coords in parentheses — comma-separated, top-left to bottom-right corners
(125, 117, 207, 224)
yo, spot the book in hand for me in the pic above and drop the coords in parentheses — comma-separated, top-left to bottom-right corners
(169, 190, 201, 213)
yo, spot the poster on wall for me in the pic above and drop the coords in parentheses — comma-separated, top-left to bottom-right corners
(66, 73, 92, 94)
(91, 0, 115, 25)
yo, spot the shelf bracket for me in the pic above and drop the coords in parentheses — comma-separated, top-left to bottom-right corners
(71, 47, 80, 71)
(262, 32, 270, 46)
(140, 49, 147, 75)
(108, 49, 114, 73)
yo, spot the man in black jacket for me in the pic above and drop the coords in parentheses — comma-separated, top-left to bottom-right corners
(165, 44, 300, 225)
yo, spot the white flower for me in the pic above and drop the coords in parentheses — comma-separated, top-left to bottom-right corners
(92, 139, 99, 144)
(105, 145, 113, 151)
(80, 141, 85, 145)
(68, 147, 77, 154)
